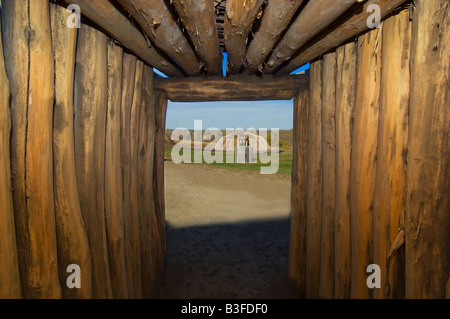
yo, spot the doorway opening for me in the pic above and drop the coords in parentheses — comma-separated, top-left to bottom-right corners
(157, 100, 295, 298)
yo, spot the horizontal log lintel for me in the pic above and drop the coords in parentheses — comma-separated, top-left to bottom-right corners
(154, 75, 309, 102)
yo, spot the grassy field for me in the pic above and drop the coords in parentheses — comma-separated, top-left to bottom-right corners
(164, 146, 293, 177)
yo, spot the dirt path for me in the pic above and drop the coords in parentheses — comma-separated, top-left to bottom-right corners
(156, 161, 294, 299)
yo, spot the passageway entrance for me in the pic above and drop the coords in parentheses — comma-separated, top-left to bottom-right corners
(153, 76, 307, 298)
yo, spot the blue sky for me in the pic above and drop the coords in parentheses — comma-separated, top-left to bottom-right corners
(156, 53, 310, 130)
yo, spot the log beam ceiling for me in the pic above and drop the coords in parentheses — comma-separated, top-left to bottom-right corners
(65, 0, 183, 77)
(115, 0, 202, 76)
(263, 0, 358, 74)
(277, 0, 410, 74)
(224, 0, 264, 75)
(171, 0, 223, 76)
(65, 0, 407, 78)
(243, 0, 304, 75)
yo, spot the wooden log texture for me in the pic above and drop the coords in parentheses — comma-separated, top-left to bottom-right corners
(245, 0, 304, 74)
(154, 75, 309, 102)
(0, 8, 22, 299)
(289, 87, 309, 298)
(171, 0, 222, 75)
(66, 0, 183, 77)
(319, 52, 336, 299)
(278, 0, 408, 74)
(115, 0, 201, 76)
(120, 52, 138, 298)
(74, 23, 113, 299)
(264, 0, 357, 74)
(224, 0, 264, 74)
(406, 0, 450, 299)
(139, 65, 156, 298)
(1, 1, 29, 297)
(50, 3, 92, 299)
(151, 91, 168, 296)
(105, 40, 128, 299)
(350, 28, 382, 299)
(373, 10, 410, 299)
(129, 60, 145, 299)
(3, 0, 61, 298)
(334, 41, 357, 299)
(305, 60, 323, 299)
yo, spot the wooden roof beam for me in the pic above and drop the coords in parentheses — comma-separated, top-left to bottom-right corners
(224, 0, 265, 75)
(244, 0, 305, 75)
(115, 0, 202, 76)
(171, 0, 223, 76)
(263, 0, 359, 74)
(154, 74, 309, 102)
(66, 0, 183, 77)
(277, 0, 409, 74)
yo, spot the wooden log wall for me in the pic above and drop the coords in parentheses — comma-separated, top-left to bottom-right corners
(0, 6, 22, 299)
(0, 1, 167, 299)
(290, 2, 449, 299)
(0, 0, 448, 300)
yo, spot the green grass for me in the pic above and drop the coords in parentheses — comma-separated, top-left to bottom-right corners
(164, 146, 293, 176)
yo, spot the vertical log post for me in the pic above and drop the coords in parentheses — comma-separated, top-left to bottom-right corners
(105, 40, 128, 299)
(0, 7, 22, 299)
(1, 0, 28, 296)
(152, 91, 168, 295)
(3, 0, 61, 298)
(129, 60, 145, 299)
(74, 23, 112, 299)
(306, 60, 323, 299)
(139, 65, 156, 298)
(406, 0, 450, 299)
(334, 41, 357, 299)
(51, 3, 92, 299)
(121, 52, 138, 298)
(350, 27, 382, 299)
(319, 52, 336, 299)
(289, 87, 309, 298)
(373, 10, 410, 299)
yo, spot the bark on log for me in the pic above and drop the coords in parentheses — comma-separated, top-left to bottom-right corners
(264, 0, 357, 74)
(306, 60, 323, 299)
(139, 65, 156, 298)
(405, 0, 450, 299)
(129, 60, 145, 299)
(3, 0, 61, 298)
(289, 87, 309, 298)
(50, 3, 92, 299)
(350, 28, 382, 299)
(171, 0, 222, 75)
(224, 0, 264, 74)
(319, 52, 336, 299)
(373, 10, 410, 299)
(115, 0, 201, 76)
(66, 0, 183, 77)
(154, 75, 309, 102)
(120, 52, 138, 298)
(278, 0, 408, 74)
(245, 0, 304, 74)
(151, 91, 168, 297)
(74, 23, 113, 299)
(0, 8, 22, 299)
(105, 41, 128, 299)
(334, 41, 357, 299)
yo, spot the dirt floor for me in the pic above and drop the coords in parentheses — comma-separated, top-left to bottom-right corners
(156, 161, 294, 299)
